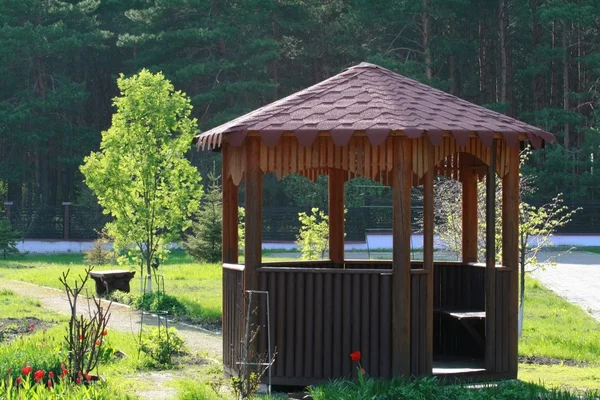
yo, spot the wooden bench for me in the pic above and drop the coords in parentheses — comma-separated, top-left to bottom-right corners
(435, 308, 486, 353)
(88, 270, 136, 296)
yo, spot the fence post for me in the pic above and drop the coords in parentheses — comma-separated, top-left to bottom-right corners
(3, 202, 13, 222)
(62, 202, 71, 240)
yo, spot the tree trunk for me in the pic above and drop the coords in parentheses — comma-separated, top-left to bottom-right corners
(498, 0, 508, 104)
(562, 20, 570, 149)
(422, 0, 432, 79)
(551, 21, 559, 108)
(530, 0, 543, 111)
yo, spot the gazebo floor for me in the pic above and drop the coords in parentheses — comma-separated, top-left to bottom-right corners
(433, 357, 485, 375)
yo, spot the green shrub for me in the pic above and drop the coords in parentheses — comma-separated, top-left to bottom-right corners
(139, 326, 186, 367)
(84, 234, 116, 265)
(0, 216, 20, 259)
(296, 208, 329, 260)
(108, 291, 187, 317)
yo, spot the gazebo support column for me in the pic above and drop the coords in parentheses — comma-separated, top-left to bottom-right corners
(222, 143, 239, 264)
(485, 141, 497, 372)
(422, 141, 435, 375)
(462, 166, 478, 262)
(392, 137, 412, 376)
(502, 146, 519, 378)
(328, 168, 345, 264)
(244, 137, 262, 291)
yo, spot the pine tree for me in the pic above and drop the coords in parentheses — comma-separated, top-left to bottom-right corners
(0, 216, 19, 259)
(184, 171, 223, 263)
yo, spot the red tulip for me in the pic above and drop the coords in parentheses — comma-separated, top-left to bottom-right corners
(85, 373, 92, 381)
(95, 339, 101, 346)
(102, 330, 108, 336)
(16, 377, 22, 385)
(48, 371, 54, 379)
(33, 370, 45, 382)
(47, 379, 53, 388)
(75, 377, 81, 385)
(350, 351, 361, 362)
(78, 334, 83, 340)
(361, 368, 366, 375)
(21, 366, 32, 376)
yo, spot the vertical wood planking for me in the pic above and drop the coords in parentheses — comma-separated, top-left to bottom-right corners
(329, 168, 345, 263)
(295, 273, 305, 376)
(304, 273, 315, 378)
(370, 275, 380, 377)
(323, 273, 334, 377)
(333, 273, 343, 377)
(314, 272, 324, 378)
(351, 274, 361, 378)
(342, 274, 352, 377)
(222, 143, 239, 264)
(285, 273, 295, 377)
(380, 273, 392, 378)
(462, 166, 478, 262)
(422, 139, 434, 375)
(361, 273, 371, 372)
(276, 272, 286, 377)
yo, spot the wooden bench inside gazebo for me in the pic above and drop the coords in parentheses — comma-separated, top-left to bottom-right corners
(194, 63, 554, 385)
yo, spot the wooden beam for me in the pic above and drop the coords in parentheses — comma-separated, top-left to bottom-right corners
(502, 146, 520, 378)
(328, 168, 345, 264)
(462, 166, 478, 262)
(392, 137, 412, 377)
(422, 140, 435, 375)
(222, 143, 239, 264)
(485, 140, 497, 372)
(245, 137, 263, 292)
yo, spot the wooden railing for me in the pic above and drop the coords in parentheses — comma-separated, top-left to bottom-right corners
(257, 265, 394, 384)
(222, 263, 245, 375)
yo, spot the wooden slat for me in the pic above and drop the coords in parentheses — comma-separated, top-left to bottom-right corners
(294, 273, 305, 376)
(314, 272, 324, 378)
(332, 273, 343, 377)
(380, 274, 392, 379)
(342, 274, 352, 377)
(329, 168, 345, 263)
(361, 272, 371, 372)
(370, 275, 380, 377)
(392, 137, 412, 376)
(323, 273, 333, 377)
(351, 274, 361, 378)
(285, 273, 295, 377)
(276, 272, 286, 377)
(304, 273, 314, 378)
(462, 166, 478, 262)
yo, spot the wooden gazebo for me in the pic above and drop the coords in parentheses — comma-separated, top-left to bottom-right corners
(194, 63, 554, 384)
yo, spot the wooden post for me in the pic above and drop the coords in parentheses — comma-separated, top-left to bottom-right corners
(502, 146, 520, 378)
(422, 140, 435, 375)
(244, 137, 262, 291)
(328, 168, 345, 264)
(485, 140, 497, 372)
(462, 167, 478, 262)
(222, 143, 239, 264)
(392, 136, 412, 376)
(3, 202, 13, 223)
(62, 202, 71, 240)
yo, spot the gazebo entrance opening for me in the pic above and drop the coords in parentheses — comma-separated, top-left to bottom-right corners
(195, 62, 553, 385)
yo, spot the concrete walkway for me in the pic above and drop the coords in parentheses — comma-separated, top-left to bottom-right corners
(533, 251, 600, 322)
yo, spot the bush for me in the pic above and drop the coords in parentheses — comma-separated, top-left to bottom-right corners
(139, 326, 186, 367)
(108, 291, 187, 317)
(84, 234, 116, 265)
(0, 216, 20, 259)
(296, 208, 329, 260)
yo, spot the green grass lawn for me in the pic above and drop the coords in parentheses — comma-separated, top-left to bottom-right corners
(0, 251, 223, 327)
(4, 251, 600, 391)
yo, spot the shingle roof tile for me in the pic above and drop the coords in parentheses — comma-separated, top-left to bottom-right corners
(195, 63, 554, 149)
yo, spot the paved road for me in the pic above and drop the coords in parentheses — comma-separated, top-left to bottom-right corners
(533, 251, 600, 322)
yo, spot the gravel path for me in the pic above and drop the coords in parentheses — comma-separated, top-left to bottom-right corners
(533, 251, 600, 322)
(0, 279, 223, 359)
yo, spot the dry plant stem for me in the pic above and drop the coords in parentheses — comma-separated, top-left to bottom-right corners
(59, 267, 112, 381)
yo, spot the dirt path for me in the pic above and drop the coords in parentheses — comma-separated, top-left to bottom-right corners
(0, 279, 222, 358)
(0, 279, 222, 399)
(533, 251, 600, 322)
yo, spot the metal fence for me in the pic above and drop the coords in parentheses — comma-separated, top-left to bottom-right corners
(2, 200, 599, 242)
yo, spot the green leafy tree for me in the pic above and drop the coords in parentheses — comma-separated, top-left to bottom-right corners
(184, 171, 222, 263)
(80, 70, 202, 291)
(296, 208, 329, 260)
(0, 216, 19, 259)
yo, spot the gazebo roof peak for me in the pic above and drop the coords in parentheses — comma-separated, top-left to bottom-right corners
(195, 62, 554, 150)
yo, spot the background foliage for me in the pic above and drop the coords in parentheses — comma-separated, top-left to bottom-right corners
(2, 0, 600, 211)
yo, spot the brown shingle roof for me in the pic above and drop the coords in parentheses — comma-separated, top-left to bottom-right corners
(194, 62, 554, 150)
